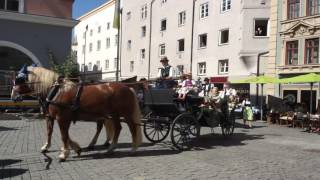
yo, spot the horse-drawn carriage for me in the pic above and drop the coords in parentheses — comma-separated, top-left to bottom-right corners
(141, 88, 236, 150)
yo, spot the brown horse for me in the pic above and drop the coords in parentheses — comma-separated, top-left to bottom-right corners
(47, 80, 142, 160)
(11, 66, 113, 154)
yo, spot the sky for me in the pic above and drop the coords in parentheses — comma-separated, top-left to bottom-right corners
(73, 0, 109, 19)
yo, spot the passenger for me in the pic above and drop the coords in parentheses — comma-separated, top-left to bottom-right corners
(178, 73, 195, 100)
(199, 77, 214, 97)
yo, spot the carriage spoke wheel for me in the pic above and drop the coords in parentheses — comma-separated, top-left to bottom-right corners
(143, 118, 170, 143)
(221, 111, 235, 137)
(171, 113, 200, 150)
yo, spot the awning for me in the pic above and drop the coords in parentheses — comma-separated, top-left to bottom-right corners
(210, 76, 228, 83)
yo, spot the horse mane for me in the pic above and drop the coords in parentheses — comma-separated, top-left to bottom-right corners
(28, 67, 59, 97)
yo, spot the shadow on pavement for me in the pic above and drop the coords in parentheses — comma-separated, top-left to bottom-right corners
(192, 132, 265, 150)
(81, 142, 155, 153)
(0, 169, 28, 179)
(0, 159, 28, 179)
(0, 126, 18, 132)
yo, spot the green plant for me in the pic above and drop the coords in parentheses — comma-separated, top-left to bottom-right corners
(48, 50, 79, 77)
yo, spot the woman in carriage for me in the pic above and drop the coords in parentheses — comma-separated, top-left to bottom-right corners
(177, 73, 196, 100)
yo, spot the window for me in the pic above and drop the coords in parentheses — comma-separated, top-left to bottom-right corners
(288, 0, 300, 19)
(141, 49, 146, 59)
(254, 19, 269, 37)
(130, 61, 134, 72)
(98, 26, 101, 33)
(177, 65, 184, 76)
(89, 43, 93, 52)
(200, 2, 209, 18)
(82, 45, 85, 54)
(218, 60, 229, 74)
(0, 0, 20, 12)
(105, 60, 109, 70)
(178, 11, 186, 26)
(141, 26, 146, 37)
(161, 0, 167, 5)
(161, 19, 167, 31)
(115, 35, 118, 46)
(88, 62, 92, 71)
(90, 29, 93, 36)
(219, 29, 229, 45)
(97, 40, 101, 51)
(96, 61, 101, 70)
(159, 44, 166, 56)
(107, 22, 110, 30)
(286, 41, 299, 65)
(198, 62, 206, 75)
(106, 38, 110, 49)
(307, 0, 320, 16)
(221, 0, 231, 12)
(126, 11, 131, 20)
(141, 5, 147, 19)
(127, 40, 132, 50)
(178, 39, 185, 52)
(305, 38, 319, 64)
(81, 64, 85, 72)
(114, 58, 118, 69)
(199, 34, 207, 48)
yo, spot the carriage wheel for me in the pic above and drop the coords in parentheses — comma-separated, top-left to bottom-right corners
(221, 111, 235, 136)
(143, 118, 170, 143)
(171, 113, 200, 150)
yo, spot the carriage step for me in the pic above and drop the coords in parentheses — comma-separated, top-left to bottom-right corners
(146, 117, 170, 123)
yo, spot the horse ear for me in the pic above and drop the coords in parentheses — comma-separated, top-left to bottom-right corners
(19, 64, 28, 74)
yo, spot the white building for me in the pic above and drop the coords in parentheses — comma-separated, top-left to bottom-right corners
(121, 0, 270, 92)
(73, 0, 118, 81)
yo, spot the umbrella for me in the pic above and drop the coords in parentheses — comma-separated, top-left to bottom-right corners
(279, 73, 320, 113)
(231, 75, 280, 121)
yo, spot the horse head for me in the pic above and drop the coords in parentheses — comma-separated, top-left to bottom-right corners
(11, 64, 32, 101)
(11, 64, 57, 101)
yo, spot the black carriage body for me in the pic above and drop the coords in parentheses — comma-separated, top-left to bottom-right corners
(142, 88, 235, 150)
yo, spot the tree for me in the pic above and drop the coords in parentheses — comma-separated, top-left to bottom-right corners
(48, 50, 79, 78)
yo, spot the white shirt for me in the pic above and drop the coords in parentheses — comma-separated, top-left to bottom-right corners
(219, 88, 237, 99)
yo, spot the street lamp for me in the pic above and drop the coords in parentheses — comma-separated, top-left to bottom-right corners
(83, 25, 88, 81)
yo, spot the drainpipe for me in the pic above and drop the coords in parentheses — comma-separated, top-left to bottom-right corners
(190, 0, 197, 75)
(119, 8, 123, 80)
(148, 0, 156, 80)
(256, 51, 269, 121)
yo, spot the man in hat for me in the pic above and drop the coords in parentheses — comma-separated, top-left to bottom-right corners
(157, 56, 174, 79)
(156, 57, 176, 88)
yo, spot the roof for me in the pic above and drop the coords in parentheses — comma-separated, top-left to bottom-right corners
(77, 0, 115, 21)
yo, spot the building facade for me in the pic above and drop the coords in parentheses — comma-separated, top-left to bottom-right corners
(0, 0, 76, 70)
(268, 0, 320, 112)
(73, 0, 118, 81)
(121, 0, 270, 90)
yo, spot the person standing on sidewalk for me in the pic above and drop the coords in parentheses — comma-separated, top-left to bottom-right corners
(243, 103, 254, 128)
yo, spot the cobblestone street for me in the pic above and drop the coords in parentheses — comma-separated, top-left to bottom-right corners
(0, 114, 320, 180)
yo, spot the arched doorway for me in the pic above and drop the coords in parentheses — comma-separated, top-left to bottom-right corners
(0, 40, 42, 70)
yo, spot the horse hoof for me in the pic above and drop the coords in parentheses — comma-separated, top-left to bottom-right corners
(104, 142, 111, 147)
(76, 149, 81, 157)
(59, 158, 66, 162)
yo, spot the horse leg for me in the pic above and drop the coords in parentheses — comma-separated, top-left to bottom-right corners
(103, 119, 113, 147)
(107, 117, 121, 153)
(126, 118, 142, 153)
(41, 116, 54, 153)
(88, 121, 103, 149)
(57, 117, 71, 161)
(69, 138, 81, 157)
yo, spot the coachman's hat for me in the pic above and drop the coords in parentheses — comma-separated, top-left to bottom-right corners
(160, 56, 169, 62)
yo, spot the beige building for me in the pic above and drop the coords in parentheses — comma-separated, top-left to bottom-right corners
(73, 0, 119, 81)
(267, 0, 320, 112)
(121, 0, 271, 95)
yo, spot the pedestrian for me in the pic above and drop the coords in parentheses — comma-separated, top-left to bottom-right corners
(243, 103, 254, 128)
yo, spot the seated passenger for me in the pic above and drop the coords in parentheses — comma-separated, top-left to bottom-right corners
(178, 74, 195, 100)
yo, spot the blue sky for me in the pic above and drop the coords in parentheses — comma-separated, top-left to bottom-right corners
(73, 0, 109, 19)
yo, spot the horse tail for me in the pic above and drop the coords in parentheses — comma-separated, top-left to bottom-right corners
(130, 88, 142, 147)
